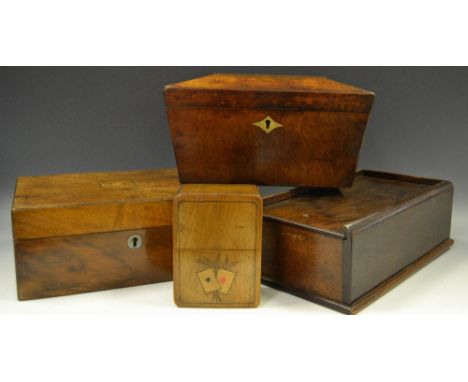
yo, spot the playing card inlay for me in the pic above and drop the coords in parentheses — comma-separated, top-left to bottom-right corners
(196, 253, 238, 302)
(173, 187, 262, 308)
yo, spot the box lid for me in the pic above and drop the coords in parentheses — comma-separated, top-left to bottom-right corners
(12, 168, 180, 240)
(177, 184, 260, 197)
(164, 73, 374, 112)
(263, 170, 451, 239)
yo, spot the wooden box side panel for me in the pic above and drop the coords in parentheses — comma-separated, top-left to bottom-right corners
(15, 226, 173, 300)
(173, 190, 262, 308)
(12, 200, 173, 240)
(348, 187, 453, 302)
(168, 108, 368, 187)
(262, 220, 344, 302)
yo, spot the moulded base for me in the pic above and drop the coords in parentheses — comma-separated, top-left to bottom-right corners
(262, 239, 454, 314)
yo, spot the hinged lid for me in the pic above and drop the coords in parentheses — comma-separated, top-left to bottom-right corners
(263, 170, 451, 239)
(164, 73, 374, 112)
(12, 168, 180, 240)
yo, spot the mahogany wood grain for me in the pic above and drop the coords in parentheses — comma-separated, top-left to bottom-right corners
(263, 239, 454, 314)
(349, 239, 454, 314)
(165, 74, 374, 187)
(165, 73, 374, 112)
(263, 172, 440, 237)
(173, 184, 262, 308)
(167, 108, 368, 187)
(262, 170, 454, 314)
(262, 222, 343, 302)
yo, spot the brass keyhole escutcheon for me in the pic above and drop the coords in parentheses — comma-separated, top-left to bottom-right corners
(127, 234, 142, 249)
(252, 116, 283, 133)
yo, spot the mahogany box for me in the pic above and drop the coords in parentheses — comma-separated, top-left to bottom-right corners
(164, 73, 375, 187)
(261, 170, 454, 314)
(12, 168, 180, 300)
(173, 184, 262, 308)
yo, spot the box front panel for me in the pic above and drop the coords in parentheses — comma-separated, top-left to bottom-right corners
(262, 221, 343, 302)
(13, 201, 173, 240)
(15, 226, 173, 300)
(175, 201, 260, 307)
(349, 188, 453, 302)
(168, 108, 368, 187)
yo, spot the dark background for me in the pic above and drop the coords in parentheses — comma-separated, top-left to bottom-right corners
(1, 67, 467, 216)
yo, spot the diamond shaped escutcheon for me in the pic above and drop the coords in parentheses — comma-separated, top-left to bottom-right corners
(252, 116, 283, 133)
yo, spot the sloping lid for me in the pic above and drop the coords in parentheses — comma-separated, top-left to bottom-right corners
(164, 73, 374, 112)
(12, 168, 180, 240)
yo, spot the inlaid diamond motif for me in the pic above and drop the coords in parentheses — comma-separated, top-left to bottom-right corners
(252, 116, 283, 133)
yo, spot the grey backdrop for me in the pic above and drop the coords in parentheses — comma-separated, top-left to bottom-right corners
(1, 67, 467, 233)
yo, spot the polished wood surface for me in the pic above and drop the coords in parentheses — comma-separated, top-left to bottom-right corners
(263, 239, 454, 314)
(167, 108, 369, 187)
(173, 184, 262, 308)
(13, 168, 179, 208)
(347, 183, 453, 302)
(262, 222, 343, 302)
(349, 239, 454, 314)
(166, 73, 372, 92)
(165, 73, 374, 112)
(12, 168, 180, 240)
(262, 170, 454, 313)
(165, 74, 374, 187)
(15, 226, 173, 300)
(264, 171, 442, 237)
(12, 168, 179, 300)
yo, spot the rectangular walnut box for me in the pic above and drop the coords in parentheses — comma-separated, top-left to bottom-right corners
(261, 170, 454, 314)
(12, 168, 180, 300)
(165, 73, 374, 187)
(173, 185, 262, 308)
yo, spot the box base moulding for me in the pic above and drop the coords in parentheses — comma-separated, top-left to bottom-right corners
(262, 238, 454, 314)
